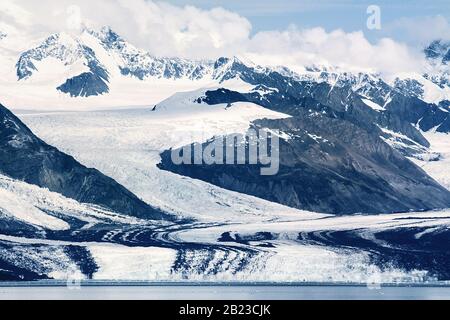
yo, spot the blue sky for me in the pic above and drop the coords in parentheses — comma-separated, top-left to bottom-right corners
(163, 0, 449, 42)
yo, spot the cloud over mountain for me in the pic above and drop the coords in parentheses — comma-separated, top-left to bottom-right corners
(0, 0, 445, 76)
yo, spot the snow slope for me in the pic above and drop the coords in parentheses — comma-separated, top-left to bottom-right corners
(410, 131, 450, 190)
(0, 184, 70, 231)
(0, 174, 145, 230)
(16, 91, 324, 223)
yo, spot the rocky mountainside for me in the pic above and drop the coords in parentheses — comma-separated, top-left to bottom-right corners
(159, 101, 450, 215)
(194, 67, 445, 159)
(0, 102, 169, 220)
(90, 27, 214, 81)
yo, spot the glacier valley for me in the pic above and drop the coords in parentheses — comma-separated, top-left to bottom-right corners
(1, 26, 450, 284)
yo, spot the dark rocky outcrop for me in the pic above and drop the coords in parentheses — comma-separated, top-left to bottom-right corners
(159, 114, 450, 215)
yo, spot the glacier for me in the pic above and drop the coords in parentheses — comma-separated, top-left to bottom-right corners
(1, 90, 446, 283)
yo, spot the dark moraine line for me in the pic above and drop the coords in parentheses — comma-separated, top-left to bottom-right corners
(1, 218, 263, 281)
(296, 227, 450, 281)
(172, 246, 260, 277)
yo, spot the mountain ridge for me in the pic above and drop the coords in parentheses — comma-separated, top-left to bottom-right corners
(0, 26, 446, 122)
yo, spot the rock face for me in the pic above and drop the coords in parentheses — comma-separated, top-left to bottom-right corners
(57, 71, 109, 97)
(0, 103, 169, 220)
(425, 40, 450, 64)
(159, 113, 450, 215)
(198, 86, 428, 158)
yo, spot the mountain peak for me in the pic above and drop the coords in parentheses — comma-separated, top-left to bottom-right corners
(214, 56, 251, 68)
(99, 26, 121, 39)
(51, 32, 81, 47)
(89, 25, 125, 49)
(425, 39, 450, 64)
(16, 32, 86, 80)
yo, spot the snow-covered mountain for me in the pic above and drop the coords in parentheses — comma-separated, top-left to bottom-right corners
(2, 26, 449, 114)
(0, 27, 250, 109)
(16, 33, 110, 97)
(10, 27, 449, 160)
(14, 26, 272, 86)
(90, 27, 214, 81)
(422, 40, 450, 101)
(425, 40, 450, 65)
(15, 27, 217, 95)
(2, 26, 449, 174)
(12, 27, 247, 99)
(2, 25, 450, 283)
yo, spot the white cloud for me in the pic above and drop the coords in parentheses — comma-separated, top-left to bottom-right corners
(0, 0, 435, 76)
(384, 15, 450, 45)
(243, 26, 426, 76)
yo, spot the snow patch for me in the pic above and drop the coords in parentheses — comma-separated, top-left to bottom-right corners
(362, 98, 385, 112)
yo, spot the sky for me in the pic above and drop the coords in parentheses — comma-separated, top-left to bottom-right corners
(164, 0, 450, 42)
(0, 0, 449, 76)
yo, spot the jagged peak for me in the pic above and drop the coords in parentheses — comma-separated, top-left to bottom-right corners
(99, 26, 121, 39)
(425, 39, 450, 61)
(29, 32, 83, 51)
(212, 56, 259, 74)
(87, 25, 123, 44)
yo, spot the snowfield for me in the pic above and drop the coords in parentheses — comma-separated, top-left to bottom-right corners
(362, 98, 386, 112)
